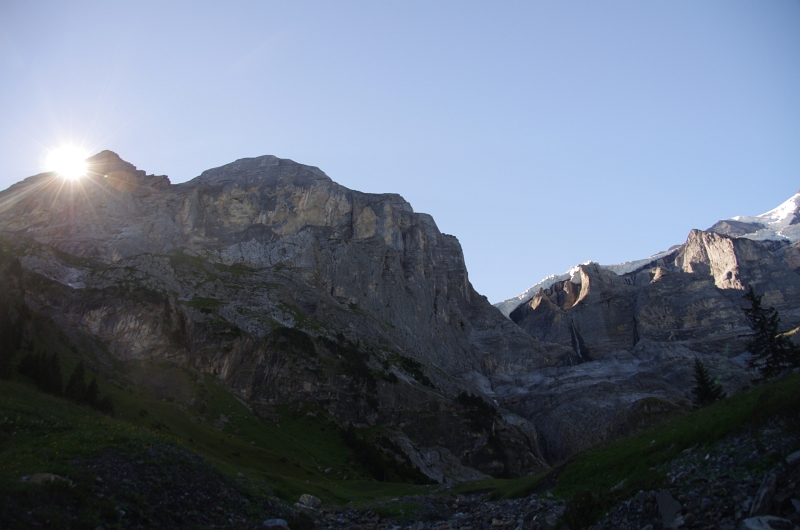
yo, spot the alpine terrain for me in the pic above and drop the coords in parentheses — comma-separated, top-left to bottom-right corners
(1, 150, 798, 517)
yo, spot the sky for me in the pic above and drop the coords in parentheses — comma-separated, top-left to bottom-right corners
(1, 1, 798, 304)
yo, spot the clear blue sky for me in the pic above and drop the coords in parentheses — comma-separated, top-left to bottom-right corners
(1, 1, 798, 303)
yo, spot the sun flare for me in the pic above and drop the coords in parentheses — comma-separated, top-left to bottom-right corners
(45, 146, 89, 180)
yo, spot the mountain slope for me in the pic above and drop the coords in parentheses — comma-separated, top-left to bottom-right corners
(493, 191, 800, 460)
(0, 151, 576, 480)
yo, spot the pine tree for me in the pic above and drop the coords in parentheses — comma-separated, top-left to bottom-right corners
(64, 361, 87, 403)
(42, 353, 63, 396)
(692, 357, 725, 406)
(743, 286, 800, 377)
(85, 377, 99, 407)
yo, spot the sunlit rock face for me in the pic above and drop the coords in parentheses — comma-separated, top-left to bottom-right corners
(0, 150, 564, 480)
(511, 229, 800, 360)
(503, 222, 800, 461)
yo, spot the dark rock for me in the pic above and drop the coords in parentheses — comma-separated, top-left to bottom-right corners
(656, 490, 682, 529)
(263, 518, 289, 529)
(751, 471, 779, 517)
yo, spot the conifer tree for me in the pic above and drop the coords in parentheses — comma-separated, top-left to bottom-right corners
(64, 361, 87, 403)
(692, 357, 725, 406)
(743, 286, 800, 377)
(85, 377, 99, 407)
(42, 353, 63, 396)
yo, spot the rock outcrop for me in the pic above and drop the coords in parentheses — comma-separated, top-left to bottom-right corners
(500, 201, 800, 460)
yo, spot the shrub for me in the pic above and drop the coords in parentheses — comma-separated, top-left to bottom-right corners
(563, 489, 608, 529)
(456, 392, 497, 432)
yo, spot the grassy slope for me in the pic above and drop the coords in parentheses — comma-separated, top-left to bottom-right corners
(450, 371, 800, 503)
(0, 312, 434, 512)
(3, 306, 798, 521)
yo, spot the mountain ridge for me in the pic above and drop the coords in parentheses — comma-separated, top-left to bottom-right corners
(496, 190, 800, 317)
(0, 150, 571, 481)
(2, 150, 797, 475)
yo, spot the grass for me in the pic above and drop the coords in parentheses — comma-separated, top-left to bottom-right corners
(3, 355, 798, 527)
(551, 372, 800, 500)
(468, 372, 800, 506)
(1, 356, 434, 510)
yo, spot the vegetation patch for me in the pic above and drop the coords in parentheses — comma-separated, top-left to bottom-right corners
(321, 333, 377, 394)
(455, 392, 497, 432)
(393, 356, 434, 388)
(183, 296, 223, 312)
(268, 326, 316, 357)
(341, 425, 433, 485)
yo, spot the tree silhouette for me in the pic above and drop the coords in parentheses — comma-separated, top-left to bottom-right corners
(64, 361, 87, 403)
(692, 357, 725, 406)
(743, 286, 800, 377)
(85, 377, 99, 407)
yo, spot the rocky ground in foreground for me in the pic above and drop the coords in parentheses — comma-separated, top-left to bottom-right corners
(4, 424, 798, 530)
(306, 424, 800, 530)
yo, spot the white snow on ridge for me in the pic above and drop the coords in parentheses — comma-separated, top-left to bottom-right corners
(601, 247, 678, 276)
(494, 265, 583, 318)
(494, 248, 677, 318)
(495, 191, 800, 319)
(730, 192, 800, 243)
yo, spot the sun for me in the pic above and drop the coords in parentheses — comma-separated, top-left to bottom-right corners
(45, 145, 89, 180)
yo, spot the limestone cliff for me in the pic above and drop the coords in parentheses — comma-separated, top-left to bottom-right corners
(0, 151, 567, 480)
(502, 213, 800, 460)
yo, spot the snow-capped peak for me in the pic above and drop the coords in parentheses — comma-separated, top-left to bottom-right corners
(727, 192, 800, 242)
(495, 190, 799, 318)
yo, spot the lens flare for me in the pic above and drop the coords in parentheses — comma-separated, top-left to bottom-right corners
(45, 146, 89, 180)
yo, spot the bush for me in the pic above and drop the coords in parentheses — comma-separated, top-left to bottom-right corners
(563, 489, 608, 529)
(321, 333, 376, 392)
(269, 327, 316, 356)
(395, 356, 433, 387)
(341, 425, 433, 484)
(456, 392, 497, 432)
(18, 351, 62, 396)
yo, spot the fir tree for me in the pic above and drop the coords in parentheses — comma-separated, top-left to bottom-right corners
(42, 353, 63, 396)
(85, 377, 99, 407)
(64, 361, 87, 403)
(692, 357, 725, 406)
(743, 286, 800, 377)
(18, 351, 63, 396)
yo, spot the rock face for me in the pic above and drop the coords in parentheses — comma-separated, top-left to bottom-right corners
(0, 151, 567, 480)
(500, 203, 800, 460)
(4, 150, 795, 469)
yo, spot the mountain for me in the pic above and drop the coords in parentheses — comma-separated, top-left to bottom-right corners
(494, 191, 800, 460)
(497, 192, 800, 318)
(3, 151, 796, 474)
(0, 150, 580, 481)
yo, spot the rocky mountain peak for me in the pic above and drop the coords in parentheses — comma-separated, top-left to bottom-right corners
(86, 150, 140, 175)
